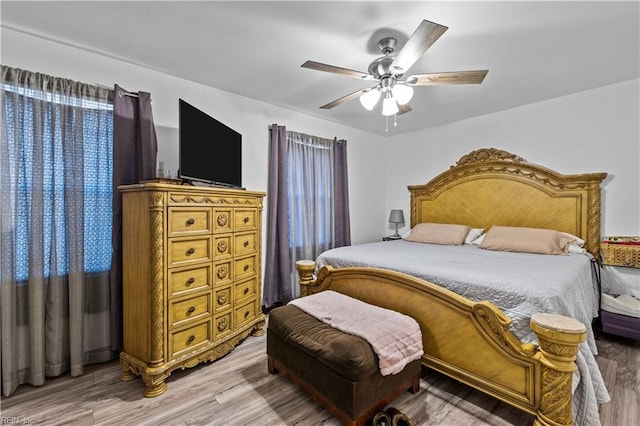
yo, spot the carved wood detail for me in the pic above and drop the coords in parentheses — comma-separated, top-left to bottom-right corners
(119, 183, 265, 397)
(148, 191, 165, 367)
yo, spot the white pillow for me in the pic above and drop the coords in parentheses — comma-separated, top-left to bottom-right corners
(465, 228, 484, 245)
(471, 233, 485, 246)
(561, 232, 587, 254)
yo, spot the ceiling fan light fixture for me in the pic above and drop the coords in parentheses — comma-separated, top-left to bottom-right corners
(360, 87, 381, 111)
(391, 83, 414, 105)
(382, 93, 399, 116)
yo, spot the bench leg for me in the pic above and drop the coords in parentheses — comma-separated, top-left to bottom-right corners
(267, 355, 278, 374)
(409, 373, 420, 394)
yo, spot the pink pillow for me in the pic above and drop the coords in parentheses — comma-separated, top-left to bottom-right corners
(405, 223, 470, 246)
(479, 226, 575, 255)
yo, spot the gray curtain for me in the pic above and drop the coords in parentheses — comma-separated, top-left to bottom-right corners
(333, 138, 351, 248)
(1, 66, 114, 396)
(110, 84, 157, 352)
(263, 126, 351, 309)
(263, 124, 291, 308)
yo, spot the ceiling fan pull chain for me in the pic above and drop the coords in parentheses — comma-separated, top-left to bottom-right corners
(385, 116, 389, 133)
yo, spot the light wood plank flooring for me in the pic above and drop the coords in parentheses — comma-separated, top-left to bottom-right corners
(1, 328, 638, 425)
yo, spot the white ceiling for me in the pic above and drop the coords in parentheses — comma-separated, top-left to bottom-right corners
(2, 1, 639, 136)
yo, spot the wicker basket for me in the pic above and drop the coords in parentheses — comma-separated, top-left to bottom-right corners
(601, 240, 640, 268)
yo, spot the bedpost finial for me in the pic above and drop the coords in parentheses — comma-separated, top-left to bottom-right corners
(530, 313, 586, 426)
(295, 260, 317, 296)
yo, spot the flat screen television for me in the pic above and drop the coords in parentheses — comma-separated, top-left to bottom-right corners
(178, 99, 242, 188)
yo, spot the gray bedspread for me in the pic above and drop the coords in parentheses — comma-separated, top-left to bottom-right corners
(316, 240, 610, 425)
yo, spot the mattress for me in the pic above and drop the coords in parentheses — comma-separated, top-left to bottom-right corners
(601, 293, 640, 318)
(317, 240, 600, 349)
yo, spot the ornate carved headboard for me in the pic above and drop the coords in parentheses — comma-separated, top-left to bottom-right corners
(408, 148, 607, 257)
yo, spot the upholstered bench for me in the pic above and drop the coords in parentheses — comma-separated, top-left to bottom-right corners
(267, 304, 421, 426)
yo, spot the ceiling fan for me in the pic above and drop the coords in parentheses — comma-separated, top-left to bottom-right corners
(301, 19, 488, 117)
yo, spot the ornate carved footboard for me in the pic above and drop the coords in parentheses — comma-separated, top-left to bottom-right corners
(296, 261, 587, 426)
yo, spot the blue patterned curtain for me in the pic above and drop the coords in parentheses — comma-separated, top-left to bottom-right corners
(0, 65, 114, 396)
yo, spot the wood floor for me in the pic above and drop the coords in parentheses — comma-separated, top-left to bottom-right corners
(1, 327, 638, 426)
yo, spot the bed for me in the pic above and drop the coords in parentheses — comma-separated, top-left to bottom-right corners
(295, 148, 610, 426)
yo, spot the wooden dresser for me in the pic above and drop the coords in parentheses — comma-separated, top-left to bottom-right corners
(118, 182, 266, 397)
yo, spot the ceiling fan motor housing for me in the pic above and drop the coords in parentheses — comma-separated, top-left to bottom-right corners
(368, 37, 400, 79)
(368, 56, 397, 79)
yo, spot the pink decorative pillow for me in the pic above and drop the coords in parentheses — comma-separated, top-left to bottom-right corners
(405, 223, 470, 246)
(479, 226, 575, 255)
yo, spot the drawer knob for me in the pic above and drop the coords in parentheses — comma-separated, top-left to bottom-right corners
(218, 317, 229, 332)
(244, 311, 250, 319)
(217, 293, 228, 305)
(187, 306, 196, 314)
(217, 214, 228, 227)
(186, 248, 195, 255)
(243, 287, 249, 295)
(186, 277, 195, 285)
(186, 218, 195, 225)
(243, 217, 250, 223)
(243, 241, 249, 248)
(243, 265, 250, 272)
(217, 241, 228, 253)
(217, 266, 228, 279)
(187, 335, 195, 343)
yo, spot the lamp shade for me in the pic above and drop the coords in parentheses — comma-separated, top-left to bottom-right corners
(360, 88, 381, 110)
(391, 84, 414, 105)
(388, 209, 405, 224)
(382, 94, 399, 116)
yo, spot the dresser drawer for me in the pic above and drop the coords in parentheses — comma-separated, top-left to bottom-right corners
(169, 265, 211, 297)
(213, 261, 233, 286)
(169, 293, 211, 328)
(168, 208, 211, 237)
(234, 232, 257, 256)
(235, 277, 257, 303)
(214, 311, 233, 340)
(168, 237, 211, 267)
(234, 255, 257, 281)
(213, 234, 232, 259)
(213, 208, 233, 234)
(234, 208, 258, 232)
(213, 286, 232, 313)
(169, 320, 211, 359)
(235, 298, 257, 329)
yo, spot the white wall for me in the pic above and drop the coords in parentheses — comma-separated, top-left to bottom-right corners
(385, 79, 640, 295)
(1, 27, 388, 246)
(3, 27, 639, 295)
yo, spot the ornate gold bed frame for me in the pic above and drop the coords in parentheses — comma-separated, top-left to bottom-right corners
(297, 148, 607, 426)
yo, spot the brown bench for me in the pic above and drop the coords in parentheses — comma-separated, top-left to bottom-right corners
(267, 304, 421, 426)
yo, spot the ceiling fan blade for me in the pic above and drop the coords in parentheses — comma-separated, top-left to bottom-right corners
(390, 20, 448, 75)
(320, 87, 370, 109)
(407, 70, 489, 86)
(397, 104, 412, 115)
(302, 60, 373, 80)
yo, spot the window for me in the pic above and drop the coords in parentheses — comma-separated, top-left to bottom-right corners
(286, 132, 334, 260)
(2, 81, 114, 280)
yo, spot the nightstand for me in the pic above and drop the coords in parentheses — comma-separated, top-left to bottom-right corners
(599, 236, 640, 340)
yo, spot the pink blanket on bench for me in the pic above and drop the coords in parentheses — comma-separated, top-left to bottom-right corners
(288, 290, 423, 375)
